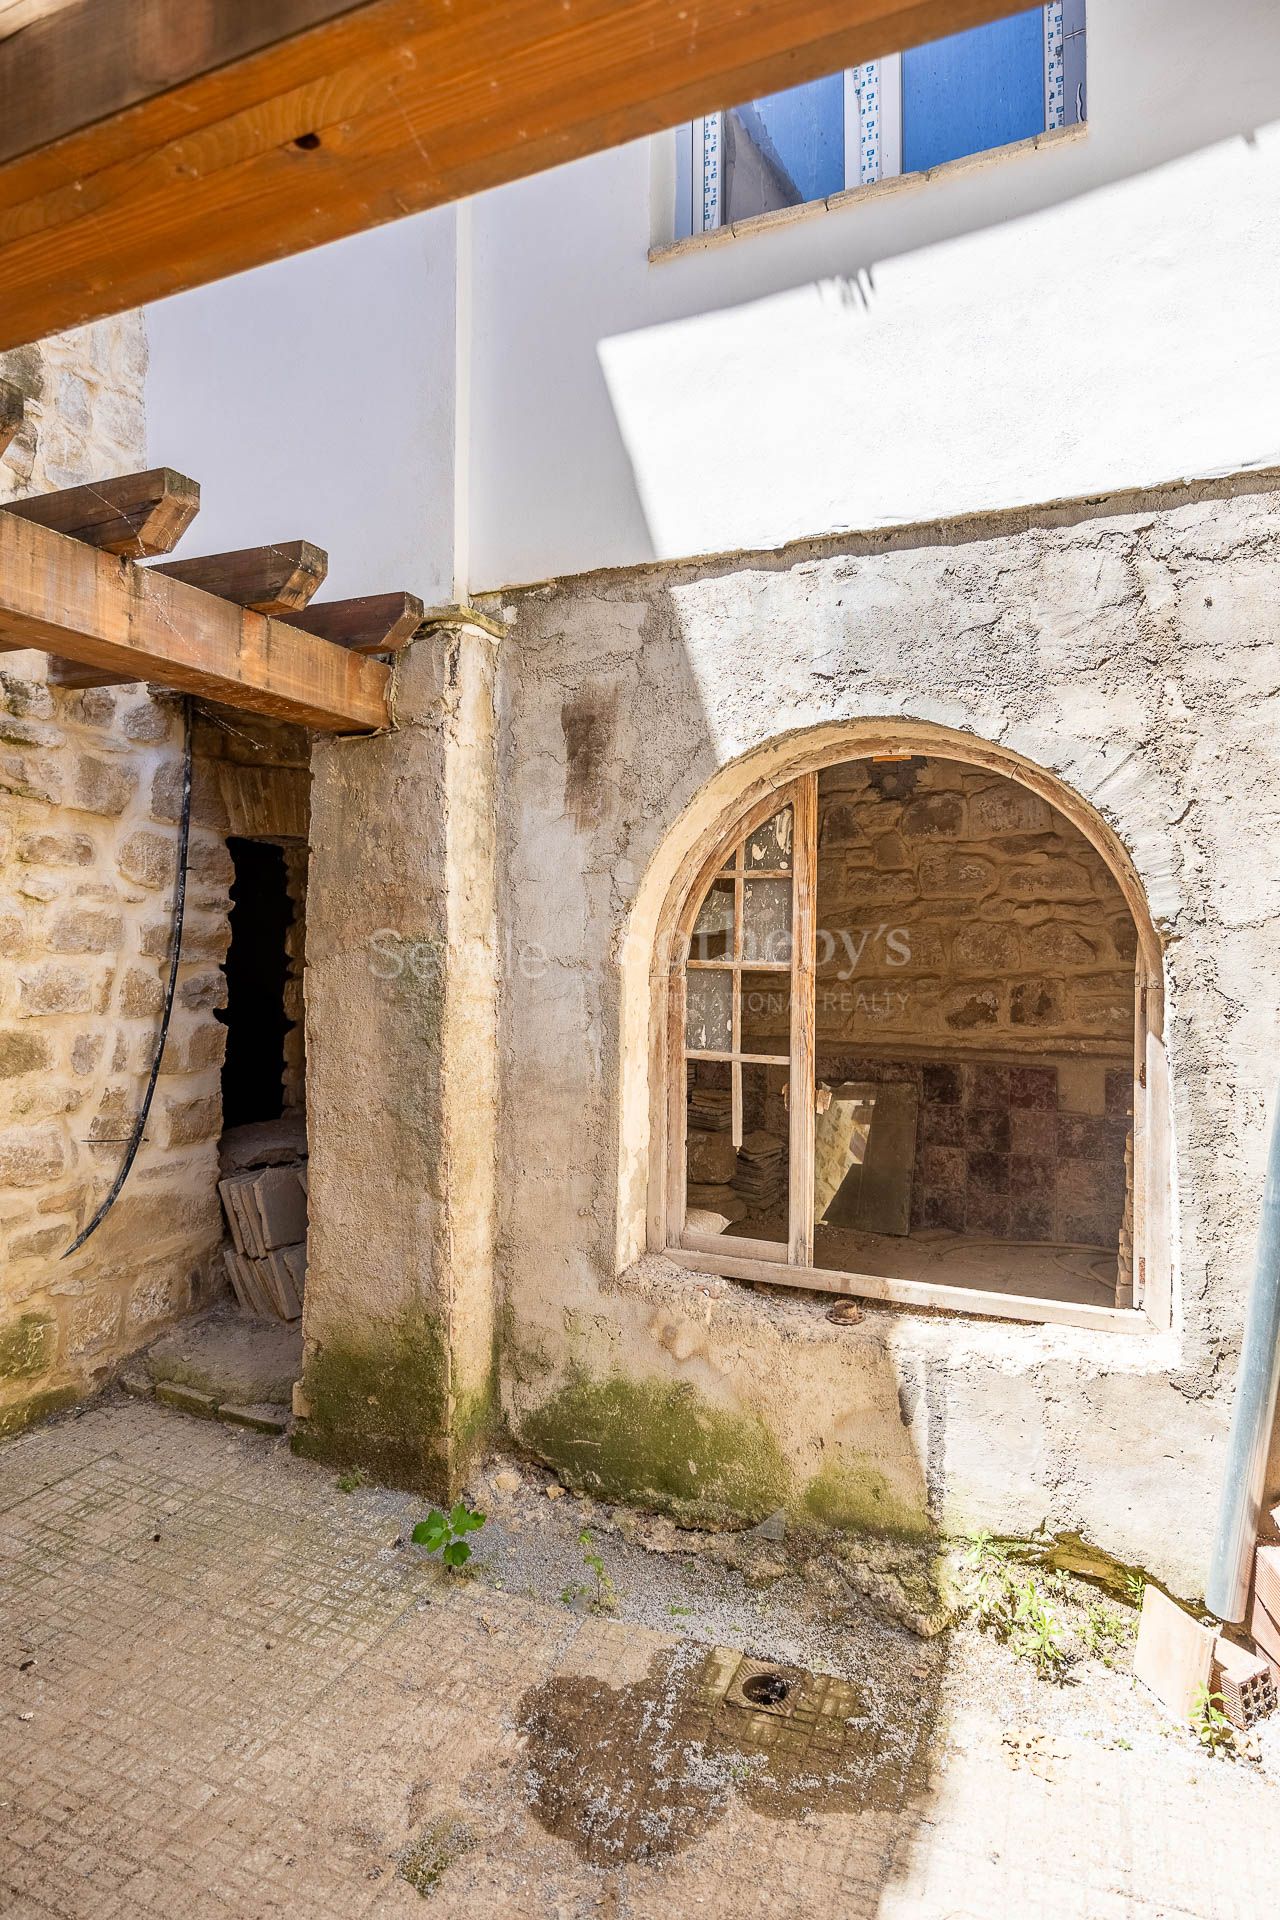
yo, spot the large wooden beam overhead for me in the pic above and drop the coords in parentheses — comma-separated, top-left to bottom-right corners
(0, 510, 389, 731)
(0, 0, 1030, 352)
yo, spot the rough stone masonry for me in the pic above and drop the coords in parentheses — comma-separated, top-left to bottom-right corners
(0, 323, 227, 1434)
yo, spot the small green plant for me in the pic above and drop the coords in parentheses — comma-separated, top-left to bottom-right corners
(1190, 1685, 1238, 1759)
(961, 1535, 1072, 1681)
(412, 1501, 486, 1569)
(1010, 1578, 1073, 1684)
(1080, 1598, 1133, 1667)
(562, 1528, 617, 1613)
(336, 1468, 368, 1493)
(1122, 1571, 1145, 1608)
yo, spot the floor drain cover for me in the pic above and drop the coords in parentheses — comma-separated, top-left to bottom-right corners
(723, 1657, 801, 1719)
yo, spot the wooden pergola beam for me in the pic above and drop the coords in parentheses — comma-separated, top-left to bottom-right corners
(0, 0, 1032, 352)
(1, 467, 200, 556)
(0, 510, 389, 732)
(152, 540, 329, 615)
(280, 591, 424, 654)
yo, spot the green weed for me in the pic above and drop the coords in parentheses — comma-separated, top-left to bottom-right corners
(412, 1501, 487, 1570)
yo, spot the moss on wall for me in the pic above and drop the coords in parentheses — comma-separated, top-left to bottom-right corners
(519, 1368, 790, 1526)
(802, 1459, 931, 1540)
(0, 1312, 55, 1382)
(294, 1305, 498, 1499)
(0, 1382, 79, 1438)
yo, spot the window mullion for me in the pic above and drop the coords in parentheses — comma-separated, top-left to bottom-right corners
(787, 775, 818, 1267)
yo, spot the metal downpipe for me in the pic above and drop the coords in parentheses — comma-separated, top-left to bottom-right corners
(1206, 1087, 1280, 1622)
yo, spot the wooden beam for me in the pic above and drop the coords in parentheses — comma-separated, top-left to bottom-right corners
(0, 510, 389, 731)
(151, 539, 328, 615)
(278, 590, 423, 654)
(1, 467, 200, 556)
(0, 376, 23, 458)
(0, 0, 1034, 352)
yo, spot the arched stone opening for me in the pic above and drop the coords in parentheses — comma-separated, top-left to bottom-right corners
(630, 721, 1170, 1333)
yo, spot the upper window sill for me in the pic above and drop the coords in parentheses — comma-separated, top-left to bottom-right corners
(649, 120, 1087, 266)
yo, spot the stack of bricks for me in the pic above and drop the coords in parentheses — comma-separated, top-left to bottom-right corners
(0, 320, 229, 1436)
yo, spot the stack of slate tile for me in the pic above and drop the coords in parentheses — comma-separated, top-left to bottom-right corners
(688, 1084, 731, 1132)
(217, 1120, 308, 1321)
(731, 1129, 787, 1212)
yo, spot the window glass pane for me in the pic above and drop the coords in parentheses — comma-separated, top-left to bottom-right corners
(744, 806, 794, 872)
(742, 878, 792, 964)
(685, 968, 733, 1052)
(724, 72, 845, 224)
(741, 971, 791, 1053)
(690, 877, 735, 962)
(902, 8, 1044, 175)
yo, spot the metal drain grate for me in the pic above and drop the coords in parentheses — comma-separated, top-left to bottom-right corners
(723, 1658, 800, 1719)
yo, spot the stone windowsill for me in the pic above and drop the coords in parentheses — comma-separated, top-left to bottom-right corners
(649, 121, 1088, 265)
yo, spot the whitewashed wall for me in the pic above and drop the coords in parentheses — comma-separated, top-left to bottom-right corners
(146, 0, 1280, 594)
(145, 210, 466, 605)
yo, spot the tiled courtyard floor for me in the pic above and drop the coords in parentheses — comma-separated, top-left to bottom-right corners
(3, 1396, 1279, 1919)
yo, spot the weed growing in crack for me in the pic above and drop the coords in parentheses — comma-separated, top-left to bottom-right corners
(562, 1528, 617, 1613)
(960, 1534, 1073, 1683)
(413, 1501, 487, 1570)
(1079, 1598, 1135, 1668)
(336, 1468, 369, 1493)
(1190, 1685, 1241, 1760)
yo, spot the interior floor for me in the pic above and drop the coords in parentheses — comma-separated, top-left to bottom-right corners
(726, 1217, 1117, 1306)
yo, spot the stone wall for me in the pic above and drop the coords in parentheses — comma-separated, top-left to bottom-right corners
(812, 757, 1135, 1056)
(0, 321, 228, 1435)
(487, 471, 1280, 1596)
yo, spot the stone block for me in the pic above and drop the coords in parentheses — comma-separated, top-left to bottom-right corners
(943, 986, 999, 1031)
(120, 699, 174, 745)
(919, 851, 996, 897)
(686, 1129, 737, 1185)
(70, 1033, 105, 1076)
(968, 782, 1053, 835)
(120, 966, 165, 1017)
(163, 1094, 221, 1148)
(0, 905, 26, 954)
(1003, 855, 1095, 902)
(1009, 978, 1064, 1026)
(952, 922, 1019, 971)
(16, 830, 95, 866)
(117, 830, 176, 890)
(0, 748, 62, 804)
(17, 963, 97, 1016)
(64, 690, 122, 731)
(72, 754, 136, 816)
(48, 904, 125, 954)
(154, 1382, 220, 1417)
(178, 970, 227, 1013)
(901, 791, 966, 838)
(0, 1031, 50, 1078)
(7, 1222, 70, 1261)
(1021, 921, 1102, 967)
(219, 1402, 290, 1435)
(0, 1123, 66, 1186)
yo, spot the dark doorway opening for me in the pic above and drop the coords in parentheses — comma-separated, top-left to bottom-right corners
(218, 837, 294, 1130)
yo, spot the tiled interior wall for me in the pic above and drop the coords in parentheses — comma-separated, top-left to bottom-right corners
(819, 1052, 1132, 1248)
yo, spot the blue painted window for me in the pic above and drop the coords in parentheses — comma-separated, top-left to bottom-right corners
(724, 73, 845, 224)
(902, 9, 1046, 174)
(674, 4, 1084, 241)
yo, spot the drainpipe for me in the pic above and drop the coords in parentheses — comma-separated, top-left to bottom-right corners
(1206, 1087, 1280, 1623)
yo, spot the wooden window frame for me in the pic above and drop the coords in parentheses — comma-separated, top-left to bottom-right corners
(662, 762, 1164, 1337)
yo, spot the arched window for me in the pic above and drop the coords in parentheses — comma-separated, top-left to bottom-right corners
(664, 753, 1167, 1333)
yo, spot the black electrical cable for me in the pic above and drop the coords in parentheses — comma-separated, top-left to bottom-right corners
(63, 696, 194, 1259)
